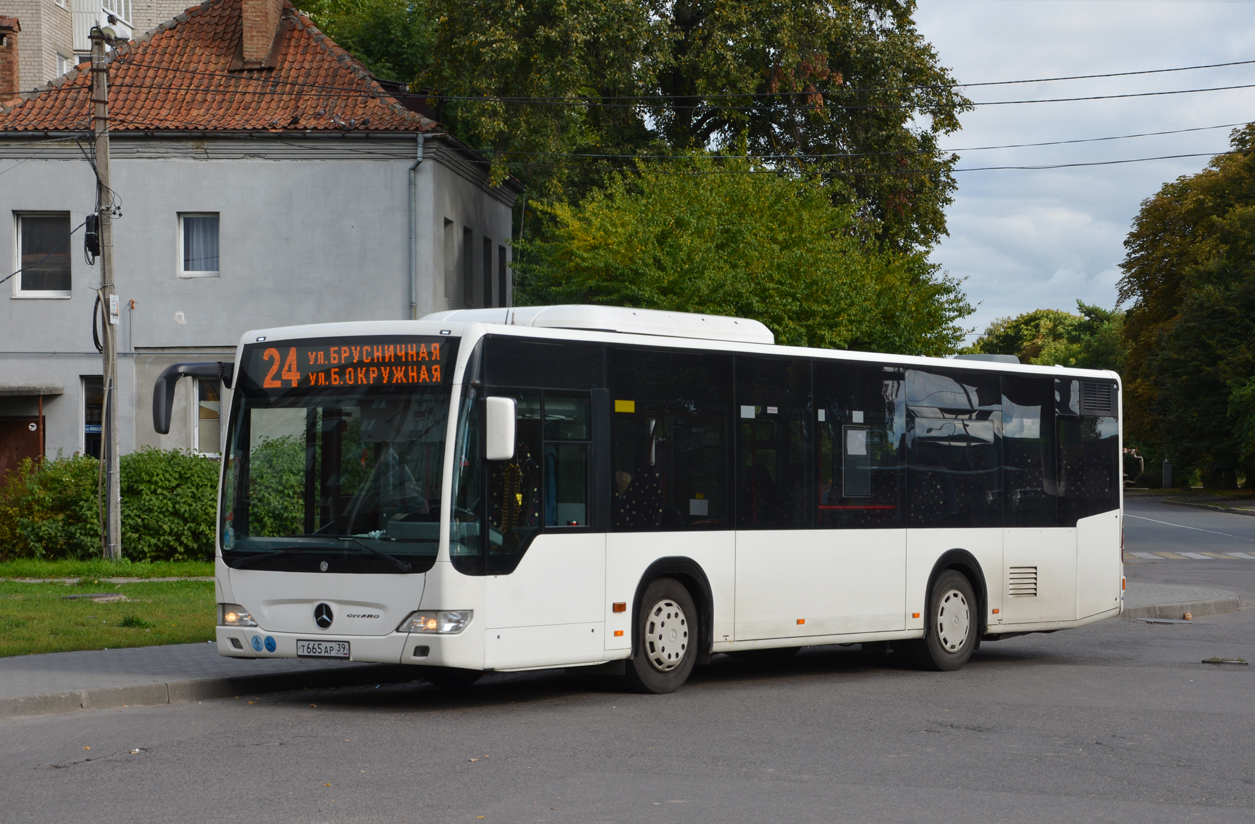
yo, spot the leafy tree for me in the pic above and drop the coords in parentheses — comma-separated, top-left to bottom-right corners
(1117, 124, 1255, 487)
(294, 0, 436, 82)
(516, 154, 971, 355)
(966, 301, 1126, 372)
(408, 0, 966, 248)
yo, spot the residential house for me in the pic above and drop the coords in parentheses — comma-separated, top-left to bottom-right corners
(0, 0, 519, 476)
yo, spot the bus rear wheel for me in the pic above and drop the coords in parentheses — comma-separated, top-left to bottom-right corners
(910, 570, 977, 672)
(624, 578, 698, 694)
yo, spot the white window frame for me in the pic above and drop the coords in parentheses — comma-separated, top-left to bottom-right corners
(192, 377, 223, 457)
(13, 212, 73, 299)
(56, 52, 73, 77)
(178, 212, 221, 278)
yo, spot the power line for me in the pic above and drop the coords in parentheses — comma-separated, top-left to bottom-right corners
(100, 53, 1255, 99)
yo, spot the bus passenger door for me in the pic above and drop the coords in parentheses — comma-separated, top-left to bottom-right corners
(484, 389, 607, 669)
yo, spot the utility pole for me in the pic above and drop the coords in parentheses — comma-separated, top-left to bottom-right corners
(91, 27, 121, 562)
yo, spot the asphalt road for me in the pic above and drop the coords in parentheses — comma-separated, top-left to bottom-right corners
(1125, 497, 1255, 601)
(2, 500, 1253, 824)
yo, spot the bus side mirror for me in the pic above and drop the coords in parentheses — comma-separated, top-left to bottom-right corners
(153, 362, 234, 435)
(485, 396, 516, 461)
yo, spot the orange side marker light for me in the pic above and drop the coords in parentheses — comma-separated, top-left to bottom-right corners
(992, 608, 1000, 615)
(796, 618, 805, 625)
(612, 602, 626, 613)
(614, 630, 624, 637)
(912, 613, 920, 619)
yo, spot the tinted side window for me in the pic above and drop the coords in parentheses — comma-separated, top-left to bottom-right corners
(815, 362, 905, 528)
(1002, 376, 1057, 528)
(907, 370, 1002, 528)
(483, 337, 604, 389)
(1058, 416, 1120, 523)
(610, 348, 733, 530)
(485, 389, 543, 573)
(736, 356, 811, 529)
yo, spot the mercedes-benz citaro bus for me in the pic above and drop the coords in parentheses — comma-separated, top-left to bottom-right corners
(152, 305, 1123, 694)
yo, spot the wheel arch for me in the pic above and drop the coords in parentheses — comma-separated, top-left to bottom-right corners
(925, 549, 989, 636)
(632, 557, 715, 665)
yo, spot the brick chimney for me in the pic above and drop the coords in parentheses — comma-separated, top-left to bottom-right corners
(0, 17, 19, 106)
(241, 0, 284, 64)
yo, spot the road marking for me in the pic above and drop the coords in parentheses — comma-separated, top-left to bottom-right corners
(1178, 552, 1213, 560)
(1225, 552, 1255, 560)
(1125, 513, 1255, 543)
(1153, 551, 1190, 559)
(1130, 552, 1161, 560)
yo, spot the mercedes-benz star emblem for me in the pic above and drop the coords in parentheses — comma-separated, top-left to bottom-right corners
(314, 603, 333, 629)
(319, 561, 329, 572)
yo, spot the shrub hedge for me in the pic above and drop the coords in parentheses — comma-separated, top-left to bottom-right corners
(0, 448, 219, 562)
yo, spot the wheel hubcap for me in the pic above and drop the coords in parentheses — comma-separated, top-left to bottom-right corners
(644, 598, 689, 672)
(936, 588, 971, 653)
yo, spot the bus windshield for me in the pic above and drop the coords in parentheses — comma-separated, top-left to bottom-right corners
(220, 336, 458, 574)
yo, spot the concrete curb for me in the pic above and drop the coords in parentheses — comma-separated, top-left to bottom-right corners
(1158, 498, 1255, 518)
(1123, 594, 1243, 620)
(0, 663, 420, 722)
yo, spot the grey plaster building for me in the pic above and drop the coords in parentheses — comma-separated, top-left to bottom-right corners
(0, 0, 519, 475)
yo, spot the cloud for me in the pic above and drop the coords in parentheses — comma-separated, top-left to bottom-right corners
(915, 0, 1255, 337)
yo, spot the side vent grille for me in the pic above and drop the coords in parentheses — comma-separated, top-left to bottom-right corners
(1080, 381, 1115, 415)
(1009, 566, 1038, 598)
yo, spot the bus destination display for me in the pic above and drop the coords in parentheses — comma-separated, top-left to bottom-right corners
(247, 338, 448, 392)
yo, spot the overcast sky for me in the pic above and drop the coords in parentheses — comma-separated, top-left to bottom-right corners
(913, 0, 1255, 340)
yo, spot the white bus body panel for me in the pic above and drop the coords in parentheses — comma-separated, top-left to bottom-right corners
(483, 532, 606, 670)
(1002, 528, 1077, 625)
(905, 528, 1003, 633)
(734, 529, 906, 640)
(228, 568, 424, 638)
(1077, 510, 1122, 619)
(605, 532, 735, 651)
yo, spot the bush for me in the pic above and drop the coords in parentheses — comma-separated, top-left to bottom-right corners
(120, 447, 220, 562)
(0, 453, 101, 561)
(0, 448, 220, 562)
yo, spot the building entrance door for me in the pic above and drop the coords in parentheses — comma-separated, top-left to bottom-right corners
(0, 417, 41, 479)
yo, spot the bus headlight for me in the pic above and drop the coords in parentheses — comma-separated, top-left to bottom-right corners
(219, 603, 258, 627)
(397, 610, 472, 634)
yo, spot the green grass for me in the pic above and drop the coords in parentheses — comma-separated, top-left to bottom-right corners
(0, 558, 214, 580)
(0, 579, 215, 657)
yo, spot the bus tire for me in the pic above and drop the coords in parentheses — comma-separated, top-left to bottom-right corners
(624, 578, 698, 694)
(419, 667, 483, 688)
(911, 570, 977, 672)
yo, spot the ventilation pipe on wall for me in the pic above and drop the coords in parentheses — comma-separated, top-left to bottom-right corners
(409, 132, 425, 319)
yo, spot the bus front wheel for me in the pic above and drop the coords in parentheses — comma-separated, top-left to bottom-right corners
(624, 578, 698, 694)
(911, 570, 977, 672)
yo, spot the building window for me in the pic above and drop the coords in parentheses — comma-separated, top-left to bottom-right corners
(482, 236, 493, 307)
(14, 213, 72, 297)
(57, 53, 73, 76)
(498, 245, 509, 308)
(194, 379, 222, 455)
(461, 227, 474, 307)
(179, 213, 219, 277)
(83, 376, 104, 458)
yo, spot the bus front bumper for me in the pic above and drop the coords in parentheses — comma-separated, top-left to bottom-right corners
(215, 627, 483, 670)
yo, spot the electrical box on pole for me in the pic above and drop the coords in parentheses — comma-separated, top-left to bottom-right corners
(91, 27, 121, 562)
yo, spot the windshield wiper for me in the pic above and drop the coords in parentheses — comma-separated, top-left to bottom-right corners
(231, 549, 298, 569)
(341, 537, 412, 573)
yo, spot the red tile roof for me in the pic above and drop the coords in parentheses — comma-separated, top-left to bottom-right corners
(0, 0, 436, 133)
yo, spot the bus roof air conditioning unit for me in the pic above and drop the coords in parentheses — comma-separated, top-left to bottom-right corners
(421, 305, 775, 345)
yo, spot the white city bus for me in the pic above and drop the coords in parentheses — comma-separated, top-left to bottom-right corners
(154, 306, 1123, 693)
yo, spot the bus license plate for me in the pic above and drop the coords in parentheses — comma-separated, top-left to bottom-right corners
(296, 640, 350, 659)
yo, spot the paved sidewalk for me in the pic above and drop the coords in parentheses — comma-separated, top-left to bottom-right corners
(0, 643, 417, 720)
(0, 582, 1242, 721)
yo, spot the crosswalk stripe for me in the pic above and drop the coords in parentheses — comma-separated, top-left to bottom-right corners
(1178, 552, 1213, 559)
(1131, 552, 1160, 560)
(1225, 552, 1255, 560)
(1154, 552, 1190, 559)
